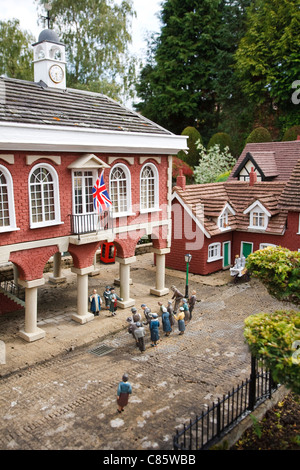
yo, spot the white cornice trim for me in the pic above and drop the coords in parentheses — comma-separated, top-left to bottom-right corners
(0, 122, 188, 155)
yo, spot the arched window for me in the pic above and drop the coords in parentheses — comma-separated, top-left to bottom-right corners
(29, 164, 61, 228)
(109, 164, 131, 216)
(140, 163, 159, 212)
(0, 165, 17, 232)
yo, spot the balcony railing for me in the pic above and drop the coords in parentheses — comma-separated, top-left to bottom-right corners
(69, 210, 113, 240)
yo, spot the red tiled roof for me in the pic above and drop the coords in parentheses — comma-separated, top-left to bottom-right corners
(173, 180, 287, 237)
(229, 141, 300, 181)
(278, 159, 300, 212)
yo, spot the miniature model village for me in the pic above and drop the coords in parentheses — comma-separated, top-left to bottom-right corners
(0, 14, 299, 454)
(0, 22, 299, 349)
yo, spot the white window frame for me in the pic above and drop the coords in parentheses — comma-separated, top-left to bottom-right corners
(298, 214, 300, 235)
(140, 163, 160, 214)
(0, 165, 18, 233)
(218, 203, 235, 231)
(244, 200, 270, 231)
(109, 163, 133, 218)
(29, 163, 61, 229)
(207, 242, 222, 262)
(259, 243, 277, 250)
(71, 169, 97, 216)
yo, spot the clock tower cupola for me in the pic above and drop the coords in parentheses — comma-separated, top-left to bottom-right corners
(32, 6, 66, 89)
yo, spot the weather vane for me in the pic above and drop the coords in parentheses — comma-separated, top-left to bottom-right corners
(42, 3, 53, 29)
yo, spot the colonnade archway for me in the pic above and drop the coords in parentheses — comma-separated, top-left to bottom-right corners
(7, 227, 170, 342)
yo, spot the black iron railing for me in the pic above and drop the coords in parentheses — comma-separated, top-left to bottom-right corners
(173, 356, 278, 450)
(0, 280, 25, 301)
(69, 210, 113, 240)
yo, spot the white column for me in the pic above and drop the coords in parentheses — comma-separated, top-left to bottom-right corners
(49, 252, 66, 284)
(12, 264, 18, 285)
(18, 278, 46, 342)
(150, 248, 170, 296)
(71, 266, 95, 324)
(115, 256, 136, 308)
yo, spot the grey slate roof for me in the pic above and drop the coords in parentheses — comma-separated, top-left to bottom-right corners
(0, 76, 172, 136)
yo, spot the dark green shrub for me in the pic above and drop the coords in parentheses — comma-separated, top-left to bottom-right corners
(282, 125, 300, 141)
(208, 132, 233, 153)
(177, 126, 202, 168)
(245, 127, 272, 144)
(244, 310, 300, 395)
(246, 246, 300, 304)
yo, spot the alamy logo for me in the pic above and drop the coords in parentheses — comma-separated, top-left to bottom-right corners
(0, 340, 6, 365)
(292, 80, 300, 105)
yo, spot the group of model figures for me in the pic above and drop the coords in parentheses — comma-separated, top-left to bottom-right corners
(89, 285, 123, 316)
(126, 285, 197, 351)
(89, 284, 196, 351)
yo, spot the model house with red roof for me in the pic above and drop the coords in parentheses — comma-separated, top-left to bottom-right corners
(0, 27, 187, 342)
(166, 140, 300, 275)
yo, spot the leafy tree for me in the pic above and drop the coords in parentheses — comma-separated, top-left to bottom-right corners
(193, 143, 236, 184)
(0, 19, 34, 81)
(244, 310, 300, 395)
(235, 0, 300, 126)
(135, 0, 252, 139)
(35, 0, 137, 103)
(135, 0, 224, 135)
(245, 127, 272, 144)
(172, 157, 194, 182)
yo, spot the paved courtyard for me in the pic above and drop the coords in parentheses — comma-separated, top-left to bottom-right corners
(0, 253, 294, 450)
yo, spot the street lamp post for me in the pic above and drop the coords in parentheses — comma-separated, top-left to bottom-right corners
(184, 253, 192, 298)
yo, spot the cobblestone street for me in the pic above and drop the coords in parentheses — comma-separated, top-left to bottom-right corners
(0, 254, 293, 451)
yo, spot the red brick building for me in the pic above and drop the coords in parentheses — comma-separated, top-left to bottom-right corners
(0, 28, 187, 341)
(166, 141, 300, 275)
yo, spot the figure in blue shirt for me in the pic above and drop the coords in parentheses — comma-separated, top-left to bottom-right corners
(149, 313, 160, 347)
(89, 289, 102, 316)
(161, 307, 172, 336)
(117, 373, 132, 413)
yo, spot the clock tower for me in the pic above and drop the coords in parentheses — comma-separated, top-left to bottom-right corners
(32, 28, 66, 90)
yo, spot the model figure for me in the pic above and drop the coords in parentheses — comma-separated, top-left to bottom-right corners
(117, 373, 132, 413)
(89, 289, 102, 316)
(149, 313, 160, 346)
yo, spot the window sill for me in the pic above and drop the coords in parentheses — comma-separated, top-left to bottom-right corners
(112, 212, 136, 219)
(30, 221, 64, 229)
(248, 226, 267, 231)
(0, 226, 20, 234)
(207, 256, 223, 263)
(140, 207, 161, 214)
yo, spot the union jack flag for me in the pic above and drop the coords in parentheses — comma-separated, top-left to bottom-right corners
(92, 170, 112, 213)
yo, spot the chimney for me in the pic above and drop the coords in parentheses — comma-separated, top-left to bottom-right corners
(249, 167, 257, 186)
(176, 169, 186, 190)
(297, 135, 300, 140)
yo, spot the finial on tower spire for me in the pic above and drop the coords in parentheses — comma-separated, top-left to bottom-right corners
(42, 3, 53, 29)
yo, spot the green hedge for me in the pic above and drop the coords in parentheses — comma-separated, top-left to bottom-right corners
(245, 127, 272, 144)
(246, 247, 300, 304)
(244, 310, 300, 395)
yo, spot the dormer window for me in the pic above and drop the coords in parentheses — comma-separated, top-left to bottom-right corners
(219, 211, 228, 229)
(252, 210, 265, 228)
(243, 200, 271, 231)
(218, 203, 235, 231)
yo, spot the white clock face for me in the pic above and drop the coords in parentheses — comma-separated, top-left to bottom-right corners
(49, 64, 64, 84)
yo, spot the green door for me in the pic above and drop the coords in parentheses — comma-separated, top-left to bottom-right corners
(242, 242, 253, 258)
(223, 241, 230, 267)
